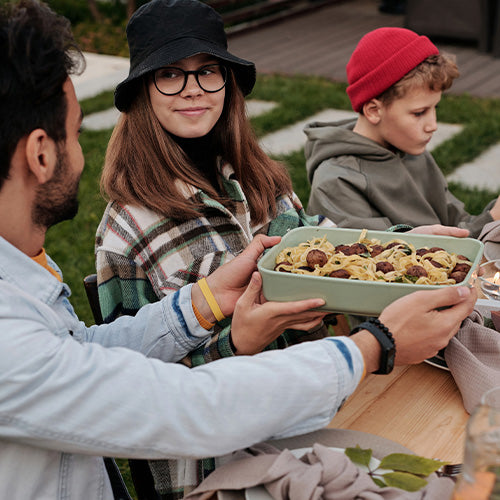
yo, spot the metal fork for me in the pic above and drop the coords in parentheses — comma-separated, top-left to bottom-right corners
(437, 463, 462, 480)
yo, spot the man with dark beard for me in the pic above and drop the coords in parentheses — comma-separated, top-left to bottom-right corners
(0, 2, 477, 499)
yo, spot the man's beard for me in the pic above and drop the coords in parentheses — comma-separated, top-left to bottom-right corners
(32, 146, 80, 229)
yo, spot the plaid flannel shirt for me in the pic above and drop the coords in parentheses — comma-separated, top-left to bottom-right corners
(95, 162, 335, 497)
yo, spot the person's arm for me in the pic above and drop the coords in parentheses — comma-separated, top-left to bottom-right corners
(92, 235, 327, 362)
(0, 276, 362, 458)
(407, 224, 470, 237)
(420, 153, 495, 238)
(78, 284, 210, 360)
(95, 224, 240, 365)
(445, 192, 496, 238)
(307, 163, 393, 229)
(0, 268, 475, 460)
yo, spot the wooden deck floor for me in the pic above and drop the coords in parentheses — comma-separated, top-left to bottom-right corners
(227, 0, 500, 99)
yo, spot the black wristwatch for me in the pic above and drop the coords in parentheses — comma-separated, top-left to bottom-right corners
(350, 318, 396, 374)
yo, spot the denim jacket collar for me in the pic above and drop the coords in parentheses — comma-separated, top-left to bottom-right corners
(0, 236, 69, 305)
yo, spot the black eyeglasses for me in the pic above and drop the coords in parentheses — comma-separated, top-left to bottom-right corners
(153, 64, 227, 96)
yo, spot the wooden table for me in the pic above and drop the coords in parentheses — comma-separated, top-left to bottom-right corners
(325, 260, 500, 464)
(327, 362, 470, 463)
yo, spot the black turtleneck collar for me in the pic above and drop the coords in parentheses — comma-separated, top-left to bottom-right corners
(171, 132, 218, 171)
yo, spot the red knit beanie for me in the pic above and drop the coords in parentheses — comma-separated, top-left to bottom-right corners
(346, 27, 439, 112)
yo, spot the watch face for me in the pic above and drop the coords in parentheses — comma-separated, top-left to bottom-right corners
(376, 345, 395, 374)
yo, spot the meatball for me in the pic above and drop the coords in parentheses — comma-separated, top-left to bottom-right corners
(329, 269, 350, 279)
(429, 247, 445, 253)
(376, 261, 394, 273)
(370, 244, 385, 257)
(452, 263, 471, 274)
(336, 244, 354, 255)
(335, 243, 368, 256)
(457, 255, 470, 262)
(306, 249, 328, 268)
(426, 258, 443, 268)
(450, 271, 467, 283)
(406, 265, 428, 278)
(385, 242, 403, 250)
(416, 248, 430, 257)
(350, 243, 368, 255)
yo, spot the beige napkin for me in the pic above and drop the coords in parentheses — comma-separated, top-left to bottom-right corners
(445, 309, 500, 413)
(185, 443, 454, 500)
(478, 220, 500, 261)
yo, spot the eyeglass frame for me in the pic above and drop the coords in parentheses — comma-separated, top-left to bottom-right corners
(152, 63, 228, 96)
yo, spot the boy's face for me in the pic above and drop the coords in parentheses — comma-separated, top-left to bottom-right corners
(376, 86, 441, 155)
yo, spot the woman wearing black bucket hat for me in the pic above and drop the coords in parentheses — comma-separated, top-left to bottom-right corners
(95, 0, 334, 496)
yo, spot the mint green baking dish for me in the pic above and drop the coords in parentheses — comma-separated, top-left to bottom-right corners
(257, 227, 483, 316)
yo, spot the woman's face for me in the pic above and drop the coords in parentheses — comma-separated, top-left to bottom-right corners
(148, 53, 226, 139)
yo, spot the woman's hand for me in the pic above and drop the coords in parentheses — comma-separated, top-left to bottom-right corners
(409, 224, 470, 238)
(230, 272, 327, 355)
(192, 235, 282, 322)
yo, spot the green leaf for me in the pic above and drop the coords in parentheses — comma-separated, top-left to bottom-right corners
(382, 471, 428, 492)
(372, 477, 386, 488)
(405, 274, 419, 283)
(345, 446, 372, 468)
(379, 453, 445, 476)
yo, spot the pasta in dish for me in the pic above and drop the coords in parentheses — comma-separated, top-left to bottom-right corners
(274, 229, 473, 285)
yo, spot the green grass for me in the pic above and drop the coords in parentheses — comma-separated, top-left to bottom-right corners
(80, 89, 116, 115)
(40, 72, 500, 500)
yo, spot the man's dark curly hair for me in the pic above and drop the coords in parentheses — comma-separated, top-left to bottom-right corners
(0, 0, 84, 190)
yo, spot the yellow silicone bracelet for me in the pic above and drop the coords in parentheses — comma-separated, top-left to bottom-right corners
(198, 278, 226, 322)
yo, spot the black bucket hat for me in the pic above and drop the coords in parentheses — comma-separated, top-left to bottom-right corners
(114, 0, 256, 111)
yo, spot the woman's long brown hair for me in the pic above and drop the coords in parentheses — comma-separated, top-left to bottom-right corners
(101, 70, 293, 223)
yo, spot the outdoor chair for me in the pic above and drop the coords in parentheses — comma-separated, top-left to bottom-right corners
(83, 273, 103, 325)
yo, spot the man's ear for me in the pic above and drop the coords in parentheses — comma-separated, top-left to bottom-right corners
(24, 128, 57, 184)
(362, 99, 383, 125)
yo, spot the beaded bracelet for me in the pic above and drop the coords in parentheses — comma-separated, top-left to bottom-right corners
(369, 318, 395, 344)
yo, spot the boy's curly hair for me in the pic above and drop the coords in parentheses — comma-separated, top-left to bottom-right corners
(377, 53, 459, 106)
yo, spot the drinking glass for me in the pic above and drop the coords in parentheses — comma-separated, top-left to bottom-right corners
(453, 387, 500, 500)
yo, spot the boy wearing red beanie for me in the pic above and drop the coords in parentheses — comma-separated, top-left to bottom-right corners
(305, 27, 500, 237)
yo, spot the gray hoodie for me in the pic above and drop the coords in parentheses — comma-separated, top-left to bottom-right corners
(305, 118, 494, 238)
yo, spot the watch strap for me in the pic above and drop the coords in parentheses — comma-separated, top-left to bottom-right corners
(350, 318, 396, 374)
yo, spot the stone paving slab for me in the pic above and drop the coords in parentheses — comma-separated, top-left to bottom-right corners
(72, 52, 129, 101)
(447, 143, 500, 190)
(82, 99, 278, 131)
(258, 109, 463, 156)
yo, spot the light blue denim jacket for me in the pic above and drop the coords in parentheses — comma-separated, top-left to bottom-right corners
(0, 236, 364, 500)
